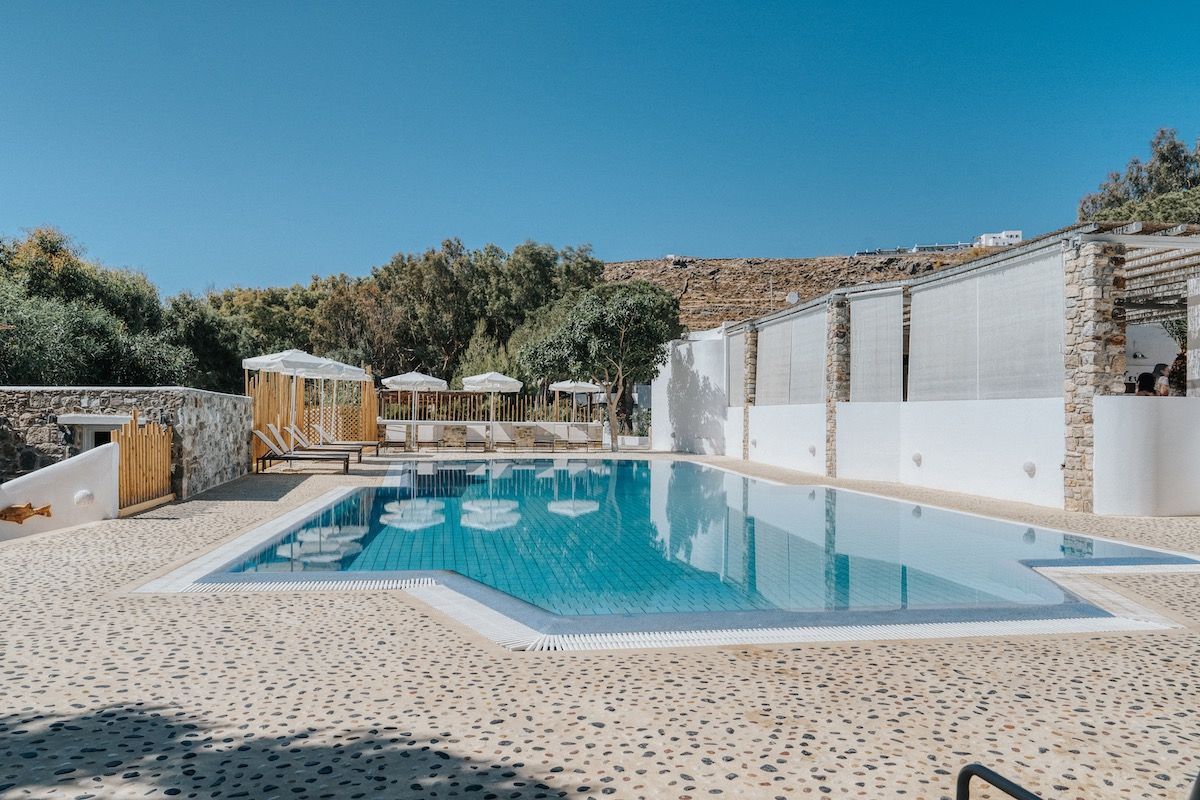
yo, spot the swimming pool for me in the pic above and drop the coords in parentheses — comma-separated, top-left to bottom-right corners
(198, 459, 1194, 636)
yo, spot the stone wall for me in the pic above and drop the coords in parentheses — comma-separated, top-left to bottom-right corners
(0, 387, 252, 499)
(1062, 242, 1127, 512)
(741, 327, 758, 460)
(824, 297, 851, 477)
(1189, 277, 1200, 396)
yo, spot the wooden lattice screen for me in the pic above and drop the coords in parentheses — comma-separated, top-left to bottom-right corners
(115, 409, 174, 513)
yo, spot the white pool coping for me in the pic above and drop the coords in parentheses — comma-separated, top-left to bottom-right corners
(134, 487, 361, 593)
(132, 460, 1197, 650)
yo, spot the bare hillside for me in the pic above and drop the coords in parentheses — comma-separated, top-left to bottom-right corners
(603, 250, 988, 330)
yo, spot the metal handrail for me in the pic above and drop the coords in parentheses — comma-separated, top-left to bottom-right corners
(959, 762, 1200, 799)
(956, 764, 1042, 800)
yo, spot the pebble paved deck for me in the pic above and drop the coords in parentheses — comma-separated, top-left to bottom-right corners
(1, 453, 1198, 799)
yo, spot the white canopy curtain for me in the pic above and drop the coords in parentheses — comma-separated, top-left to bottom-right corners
(753, 306, 826, 405)
(848, 287, 905, 402)
(726, 333, 745, 407)
(907, 248, 1066, 401)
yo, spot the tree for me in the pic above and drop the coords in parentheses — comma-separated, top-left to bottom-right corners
(2, 227, 164, 334)
(1080, 128, 1200, 221)
(163, 292, 249, 393)
(518, 281, 682, 449)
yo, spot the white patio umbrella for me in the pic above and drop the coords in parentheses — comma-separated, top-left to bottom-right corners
(462, 372, 522, 450)
(549, 379, 601, 424)
(382, 372, 448, 449)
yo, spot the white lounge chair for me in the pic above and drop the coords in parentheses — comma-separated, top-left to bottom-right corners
(285, 425, 366, 462)
(252, 430, 349, 474)
(313, 423, 381, 456)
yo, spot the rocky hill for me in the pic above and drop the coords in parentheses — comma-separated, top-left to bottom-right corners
(604, 250, 989, 331)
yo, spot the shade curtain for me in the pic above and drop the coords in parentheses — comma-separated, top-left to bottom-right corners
(908, 249, 1065, 401)
(752, 306, 826, 405)
(726, 333, 745, 407)
(849, 287, 904, 402)
(788, 307, 826, 404)
(754, 320, 792, 405)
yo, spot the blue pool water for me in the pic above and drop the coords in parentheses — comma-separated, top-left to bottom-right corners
(214, 459, 1192, 625)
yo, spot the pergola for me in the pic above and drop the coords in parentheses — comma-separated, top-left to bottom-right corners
(1081, 221, 1200, 324)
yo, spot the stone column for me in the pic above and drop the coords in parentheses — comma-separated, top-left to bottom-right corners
(824, 296, 851, 477)
(1188, 277, 1200, 395)
(742, 325, 758, 460)
(1062, 240, 1127, 512)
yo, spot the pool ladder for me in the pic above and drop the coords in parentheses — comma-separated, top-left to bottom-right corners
(957, 763, 1200, 800)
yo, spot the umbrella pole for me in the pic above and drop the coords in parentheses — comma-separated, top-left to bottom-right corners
(319, 378, 325, 442)
(289, 375, 297, 450)
(411, 390, 417, 452)
(333, 379, 339, 440)
(489, 391, 496, 451)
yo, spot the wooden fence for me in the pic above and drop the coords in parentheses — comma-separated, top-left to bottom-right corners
(379, 390, 603, 423)
(115, 410, 174, 514)
(247, 370, 297, 464)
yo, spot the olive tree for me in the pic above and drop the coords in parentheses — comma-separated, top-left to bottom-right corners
(519, 281, 681, 450)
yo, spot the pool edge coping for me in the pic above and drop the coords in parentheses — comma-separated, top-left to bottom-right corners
(128, 457, 1199, 650)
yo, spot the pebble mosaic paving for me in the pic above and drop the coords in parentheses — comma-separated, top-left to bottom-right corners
(0, 454, 1198, 799)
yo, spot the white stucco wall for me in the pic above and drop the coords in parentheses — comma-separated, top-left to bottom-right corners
(1094, 396, 1200, 516)
(0, 443, 119, 541)
(724, 409, 744, 458)
(835, 402, 902, 482)
(837, 399, 1065, 508)
(650, 336, 729, 454)
(746, 404, 826, 475)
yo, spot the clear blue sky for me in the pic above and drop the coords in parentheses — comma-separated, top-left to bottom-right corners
(3, 1, 1199, 295)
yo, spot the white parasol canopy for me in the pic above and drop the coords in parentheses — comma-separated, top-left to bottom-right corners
(548, 380, 601, 393)
(462, 371, 523, 392)
(382, 371, 448, 391)
(243, 349, 368, 381)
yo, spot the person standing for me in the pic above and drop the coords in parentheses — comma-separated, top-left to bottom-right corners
(1152, 363, 1172, 396)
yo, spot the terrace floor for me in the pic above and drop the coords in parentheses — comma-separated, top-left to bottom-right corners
(1, 452, 1198, 799)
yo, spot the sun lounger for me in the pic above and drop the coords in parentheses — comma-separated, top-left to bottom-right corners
(285, 425, 366, 461)
(534, 422, 565, 452)
(418, 424, 440, 450)
(252, 430, 349, 474)
(312, 423, 381, 456)
(268, 424, 361, 463)
(492, 423, 515, 451)
(464, 423, 489, 451)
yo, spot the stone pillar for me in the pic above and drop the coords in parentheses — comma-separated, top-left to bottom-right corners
(1188, 277, 1200, 396)
(742, 325, 758, 460)
(1062, 240, 1127, 512)
(824, 296, 851, 477)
